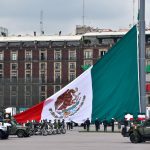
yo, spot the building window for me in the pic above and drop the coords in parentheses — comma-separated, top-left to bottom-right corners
(40, 72, 46, 83)
(25, 63, 31, 70)
(40, 85, 47, 101)
(84, 60, 93, 66)
(11, 71, 17, 82)
(147, 38, 150, 44)
(25, 50, 32, 61)
(54, 50, 61, 60)
(40, 50, 47, 60)
(0, 52, 3, 60)
(0, 73, 3, 79)
(11, 63, 17, 70)
(69, 50, 76, 60)
(26, 73, 31, 82)
(84, 50, 93, 59)
(69, 72, 76, 81)
(146, 60, 150, 65)
(0, 63, 3, 70)
(25, 95, 32, 107)
(148, 97, 150, 105)
(0, 86, 3, 95)
(54, 62, 61, 70)
(41, 86, 46, 92)
(11, 52, 17, 61)
(40, 95, 46, 101)
(55, 71, 61, 83)
(11, 95, 17, 106)
(69, 62, 76, 70)
(11, 86, 17, 95)
(99, 49, 107, 58)
(10, 86, 17, 106)
(25, 86, 31, 96)
(39, 63, 47, 83)
(146, 47, 150, 58)
(54, 85, 61, 93)
(40, 63, 46, 70)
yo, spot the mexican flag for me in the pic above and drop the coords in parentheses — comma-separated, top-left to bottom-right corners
(14, 26, 140, 123)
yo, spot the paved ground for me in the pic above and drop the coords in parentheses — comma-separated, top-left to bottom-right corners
(0, 127, 150, 150)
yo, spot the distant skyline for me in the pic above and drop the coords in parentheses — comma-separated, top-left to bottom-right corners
(0, 0, 150, 36)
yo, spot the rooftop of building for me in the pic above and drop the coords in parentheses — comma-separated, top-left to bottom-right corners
(0, 27, 150, 42)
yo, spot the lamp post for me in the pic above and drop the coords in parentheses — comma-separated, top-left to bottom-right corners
(139, 0, 146, 113)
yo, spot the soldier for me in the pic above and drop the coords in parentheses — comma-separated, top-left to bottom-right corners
(58, 119, 62, 129)
(67, 121, 71, 130)
(48, 120, 53, 129)
(53, 119, 58, 129)
(61, 119, 65, 129)
(95, 118, 100, 132)
(110, 118, 115, 132)
(85, 118, 90, 132)
(103, 118, 108, 132)
(70, 121, 73, 129)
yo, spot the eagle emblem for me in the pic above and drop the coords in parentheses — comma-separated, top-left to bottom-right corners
(49, 88, 85, 118)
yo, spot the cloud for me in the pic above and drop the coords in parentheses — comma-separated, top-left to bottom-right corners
(0, 0, 149, 35)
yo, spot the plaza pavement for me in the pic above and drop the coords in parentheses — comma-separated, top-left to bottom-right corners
(0, 125, 149, 150)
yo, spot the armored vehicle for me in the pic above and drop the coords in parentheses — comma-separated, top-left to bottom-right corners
(122, 119, 150, 143)
(8, 120, 31, 138)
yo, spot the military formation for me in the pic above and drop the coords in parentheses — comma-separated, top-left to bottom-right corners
(0, 111, 67, 139)
(25, 119, 66, 136)
(1, 110, 150, 144)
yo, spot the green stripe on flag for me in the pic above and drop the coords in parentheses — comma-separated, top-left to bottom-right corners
(91, 26, 139, 121)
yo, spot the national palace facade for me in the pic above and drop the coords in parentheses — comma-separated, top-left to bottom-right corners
(0, 30, 150, 110)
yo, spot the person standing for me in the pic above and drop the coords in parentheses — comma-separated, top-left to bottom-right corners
(67, 121, 71, 130)
(95, 118, 100, 132)
(85, 118, 91, 132)
(103, 118, 108, 132)
(61, 119, 65, 129)
(53, 119, 57, 129)
(110, 118, 115, 132)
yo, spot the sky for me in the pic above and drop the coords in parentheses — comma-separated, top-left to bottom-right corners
(0, 0, 150, 36)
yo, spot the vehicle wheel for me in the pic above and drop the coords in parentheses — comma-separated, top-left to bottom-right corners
(130, 133, 140, 143)
(61, 129, 66, 134)
(17, 130, 24, 138)
(2, 134, 9, 139)
(57, 129, 61, 134)
(52, 130, 57, 135)
(121, 127, 127, 137)
(48, 129, 53, 135)
(42, 129, 48, 136)
(0, 131, 9, 140)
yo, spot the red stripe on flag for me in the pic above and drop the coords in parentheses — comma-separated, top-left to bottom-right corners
(14, 101, 45, 123)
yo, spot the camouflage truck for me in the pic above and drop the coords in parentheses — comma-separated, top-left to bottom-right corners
(7, 120, 31, 138)
(122, 119, 150, 143)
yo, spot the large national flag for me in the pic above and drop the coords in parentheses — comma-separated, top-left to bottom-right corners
(14, 26, 139, 123)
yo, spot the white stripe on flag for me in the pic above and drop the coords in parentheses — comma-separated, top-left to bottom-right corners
(41, 67, 93, 123)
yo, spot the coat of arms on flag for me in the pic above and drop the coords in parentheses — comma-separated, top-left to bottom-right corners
(49, 88, 86, 118)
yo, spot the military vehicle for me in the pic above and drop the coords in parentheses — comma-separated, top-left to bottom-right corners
(121, 119, 150, 143)
(0, 123, 9, 139)
(7, 120, 31, 138)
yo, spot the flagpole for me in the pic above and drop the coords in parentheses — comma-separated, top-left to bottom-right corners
(139, 0, 146, 113)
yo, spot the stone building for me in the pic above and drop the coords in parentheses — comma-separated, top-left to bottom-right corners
(0, 29, 150, 110)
